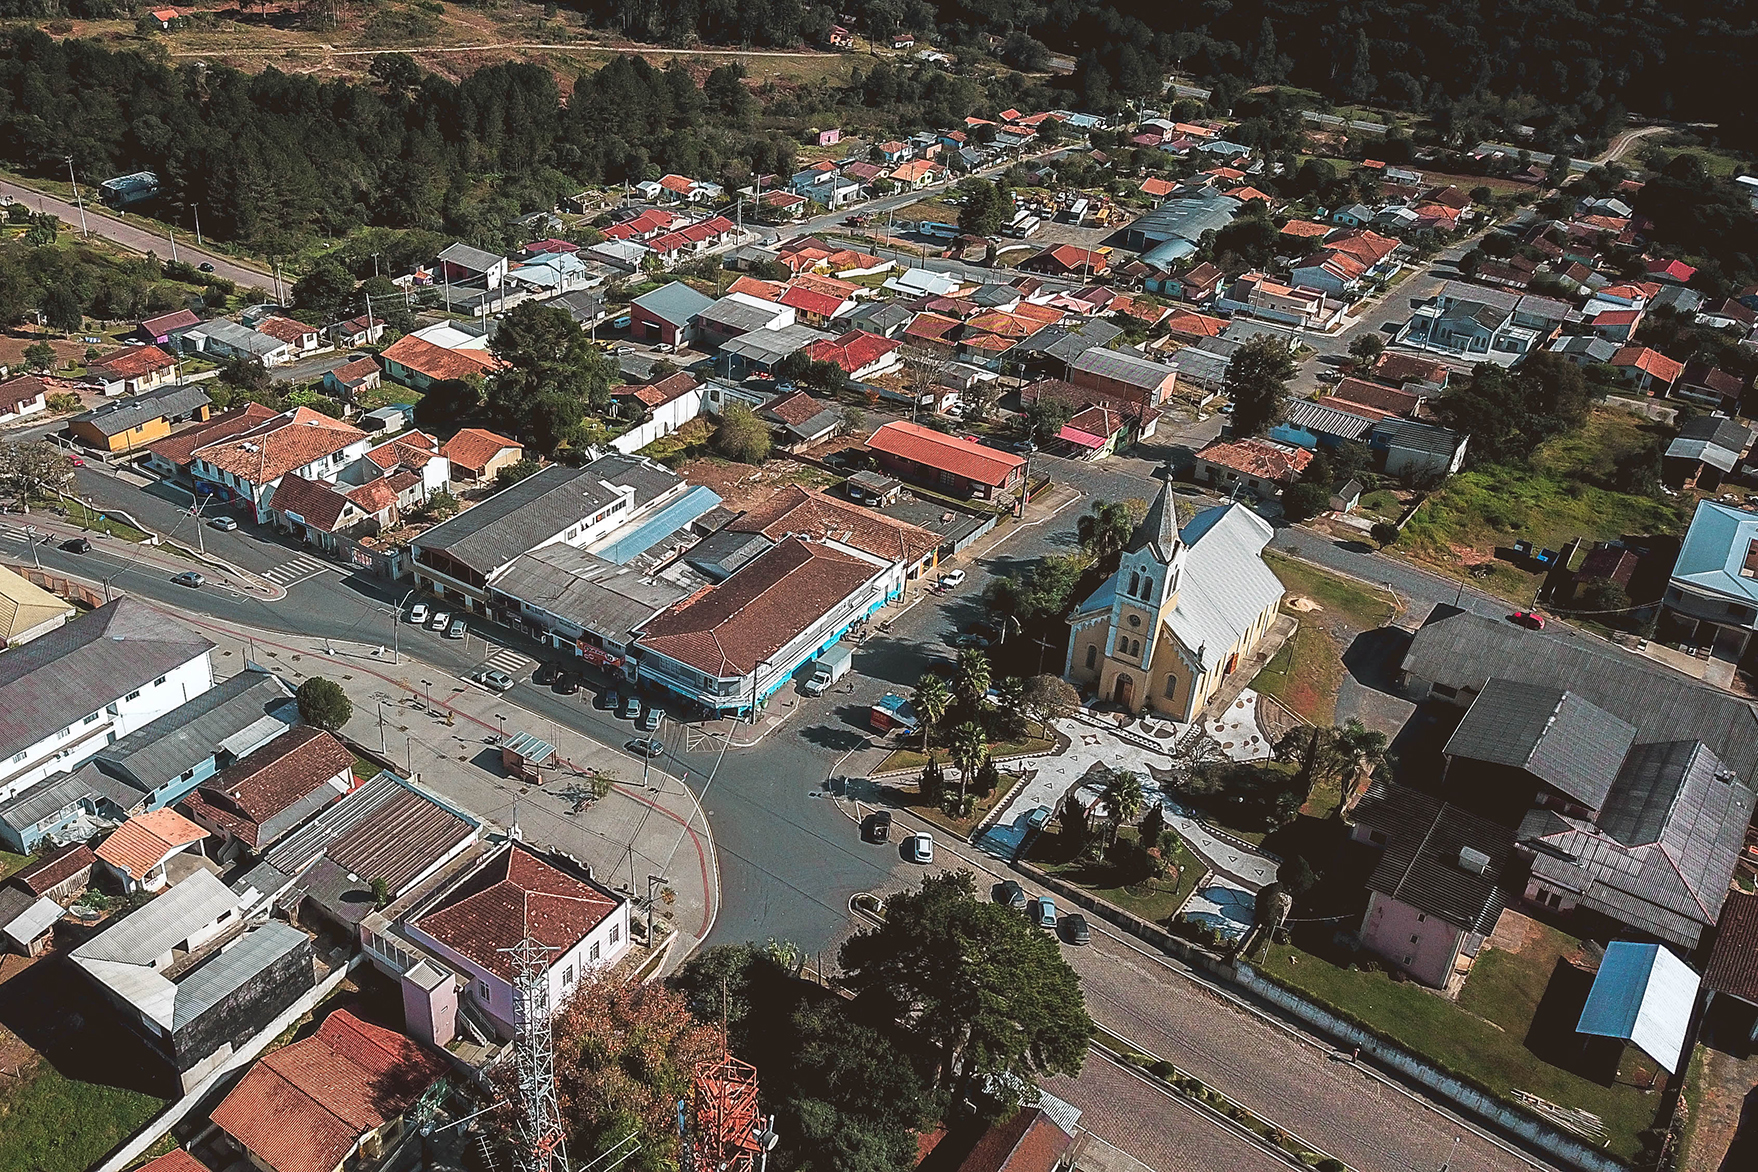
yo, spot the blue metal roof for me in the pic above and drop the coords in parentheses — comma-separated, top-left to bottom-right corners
(1576, 941, 1700, 1073)
(593, 485, 723, 565)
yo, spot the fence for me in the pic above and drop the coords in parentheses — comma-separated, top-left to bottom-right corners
(1, 560, 109, 608)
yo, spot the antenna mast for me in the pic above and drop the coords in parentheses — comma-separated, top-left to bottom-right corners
(504, 936, 569, 1172)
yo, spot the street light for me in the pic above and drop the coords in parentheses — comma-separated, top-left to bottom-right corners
(496, 712, 507, 740)
(377, 700, 388, 754)
(646, 873, 671, 946)
(393, 588, 414, 664)
(420, 679, 433, 713)
(65, 156, 87, 236)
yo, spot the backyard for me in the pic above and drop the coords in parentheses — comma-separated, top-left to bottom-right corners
(1252, 552, 1397, 724)
(1027, 823, 1206, 924)
(1259, 914, 1662, 1160)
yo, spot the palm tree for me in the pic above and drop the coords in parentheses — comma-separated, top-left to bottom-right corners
(1077, 499, 1135, 560)
(912, 672, 950, 756)
(953, 647, 992, 711)
(1102, 769, 1144, 845)
(949, 721, 989, 800)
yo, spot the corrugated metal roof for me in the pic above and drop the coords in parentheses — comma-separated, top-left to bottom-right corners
(171, 920, 307, 1029)
(1352, 782, 1515, 934)
(1576, 941, 1699, 1072)
(71, 870, 239, 966)
(1068, 347, 1175, 390)
(1282, 398, 1377, 441)
(1444, 679, 1636, 809)
(95, 669, 292, 792)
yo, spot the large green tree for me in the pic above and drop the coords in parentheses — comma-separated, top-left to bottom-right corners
(1435, 351, 1592, 465)
(487, 301, 614, 454)
(839, 871, 1093, 1116)
(1224, 336, 1296, 437)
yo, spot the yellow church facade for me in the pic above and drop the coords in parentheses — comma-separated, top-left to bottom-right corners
(1065, 482, 1284, 724)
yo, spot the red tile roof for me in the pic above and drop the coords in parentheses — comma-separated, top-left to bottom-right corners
(192, 407, 366, 486)
(96, 809, 207, 881)
(621, 372, 700, 409)
(1, 374, 46, 414)
(954, 1108, 1074, 1172)
(89, 345, 176, 380)
(867, 420, 1025, 487)
(727, 276, 785, 302)
(732, 485, 938, 566)
(363, 430, 439, 471)
(1704, 890, 1758, 1005)
(181, 727, 354, 849)
(269, 474, 354, 533)
(1592, 308, 1643, 327)
(658, 174, 695, 194)
(1372, 352, 1449, 386)
(136, 1151, 206, 1172)
(1647, 257, 1697, 282)
(761, 389, 832, 428)
(1162, 311, 1227, 339)
(1031, 244, 1108, 274)
(1612, 346, 1684, 385)
(638, 536, 879, 677)
(804, 329, 900, 375)
(329, 357, 380, 386)
(1330, 377, 1423, 417)
(1139, 177, 1177, 198)
(441, 427, 522, 474)
(148, 402, 280, 467)
(1197, 437, 1313, 482)
(414, 844, 622, 980)
(525, 237, 579, 255)
(210, 1010, 449, 1172)
(1325, 230, 1401, 266)
(12, 842, 95, 896)
(779, 284, 847, 318)
(140, 309, 201, 336)
(1060, 405, 1124, 446)
(255, 317, 315, 346)
(903, 313, 962, 345)
(379, 334, 502, 383)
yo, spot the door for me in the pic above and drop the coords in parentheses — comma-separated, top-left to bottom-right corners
(1112, 674, 1134, 708)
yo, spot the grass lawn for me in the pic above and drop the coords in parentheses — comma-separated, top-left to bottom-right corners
(1250, 621, 1340, 726)
(1399, 409, 1688, 599)
(1030, 827, 1205, 923)
(1263, 551, 1397, 630)
(1357, 488, 1403, 521)
(60, 499, 150, 543)
(880, 729, 1057, 775)
(0, 1061, 164, 1172)
(1258, 920, 1662, 1159)
(355, 382, 421, 412)
(0, 850, 28, 880)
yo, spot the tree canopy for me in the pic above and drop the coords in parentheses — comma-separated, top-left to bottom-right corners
(1224, 337, 1297, 438)
(487, 301, 614, 454)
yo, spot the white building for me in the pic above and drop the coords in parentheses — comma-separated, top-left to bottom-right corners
(0, 599, 214, 806)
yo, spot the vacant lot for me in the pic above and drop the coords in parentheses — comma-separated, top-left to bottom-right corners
(1253, 553, 1397, 724)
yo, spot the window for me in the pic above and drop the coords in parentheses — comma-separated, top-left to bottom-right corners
(589, 941, 601, 962)
(1163, 676, 1178, 701)
(563, 965, 575, 985)
(9, 750, 24, 764)
(153, 676, 167, 687)
(1416, 913, 1427, 923)
(1084, 645, 1097, 670)
(83, 712, 101, 725)
(1410, 934, 1420, 944)
(610, 924, 620, 944)
(1367, 830, 1387, 846)
(1128, 571, 1140, 596)
(1403, 955, 1413, 966)
(479, 981, 490, 1000)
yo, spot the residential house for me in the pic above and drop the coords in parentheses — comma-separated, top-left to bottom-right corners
(1066, 480, 1284, 721)
(378, 327, 501, 392)
(11, 841, 95, 902)
(1191, 437, 1313, 498)
(180, 726, 357, 861)
(0, 598, 215, 809)
(322, 357, 382, 404)
(209, 1010, 450, 1172)
(1068, 347, 1178, 414)
(728, 486, 942, 586)
(1676, 361, 1746, 411)
(67, 383, 212, 453)
(866, 420, 1027, 501)
(1328, 377, 1423, 418)
(1397, 282, 1569, 363)
(0, 374, 47, 424)
(1649, 258, 1698, 285)
(1024, 245, 1109, 277)
(952, 1107, 1076, 1172)
(142, 402, 280, 480)
(630, 282, 717, 348)
(86, 345, 179, 397)
(1664, 416, 1753, 489)
(1547, 335, 1621, 369)
(388, 843, 629, 1038)
(137, 309, 202, 346)
(1370, 417, 1468, 482)
(1590, 308, 1645, 343)
(95, 807, 208, 893)
(267, 474, 406, 556)
(803, 329, 904, 380)
(1269, 398, 1379, 452)
(613, 372, 703, 440)
(188, 407, 371, 523)
(253, 316, 325, 358)
(441, 427, 523, 484)
(71, 870, 314, 1090)
(0, 886, 58, 956)
(888, 160, 945, 189)
(436, 242, 508, 289)
(1056, 405, 1138, 460)
(1349, 782, 1516, 988)
(761, 390, 845, 451)
(1659, 500, 1758, 673)
(0, 564, 73, 649)
(1218, 273, 1342, 329)
(1612, 346, 1685, 394)
(179, 319, 295, 368)
(1698, 299, 1757, 333)
(327, 314, 386, 349)
(634, 535, 893, 716)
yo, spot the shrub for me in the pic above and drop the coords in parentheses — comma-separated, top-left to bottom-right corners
(295, 677, 353, 730)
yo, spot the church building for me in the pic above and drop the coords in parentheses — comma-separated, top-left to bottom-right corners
(1064, 480, 1285, 722)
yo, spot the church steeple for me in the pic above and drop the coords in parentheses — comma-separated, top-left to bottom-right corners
(1126, 473, 1182, 563)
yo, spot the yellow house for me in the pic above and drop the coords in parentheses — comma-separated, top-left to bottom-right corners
(1065, 479, 1284, 722)
(66, 384, 212, 453)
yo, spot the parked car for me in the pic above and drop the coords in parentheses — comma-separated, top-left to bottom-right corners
(62, 537, 91, 553)
(1061, 913, 1091, 945)
(1026, 805, 1053, 830)
(172, 570, 204, 588)
(197, 261, 215, 273)
(534, 662, 561, 686)
(621, 694, 642, 719)
(652, 342, 675, 353)
(625, 738, 665, 759)
(446, 618, 467, 639)
(209, 516, 238, 531)
(408, 603, 428, 624)
(600, 689, 621, 711)
(1509, 611, 1547, 630)
(905, 831, 934, 863)
(639, 707, 663, 732)
(428, 610, 451, 631)
(995, 880, 1027, 910)
(612, 315, 631, 330)
(476, 668, 516, 692)
(939, 569, 966, 588)
(553, 671, 581, 695)
(863, 810, 893, 843)
(68, 455, 85, 466)
(1033, 895, 1056, 930)
(950, 633, 990, 649)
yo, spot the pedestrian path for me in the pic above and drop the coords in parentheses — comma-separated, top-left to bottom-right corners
(261, 552, 331, 586)
(481, 645, 531, 675)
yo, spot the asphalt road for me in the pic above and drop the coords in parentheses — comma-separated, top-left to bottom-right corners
(0, 178, 270, 290)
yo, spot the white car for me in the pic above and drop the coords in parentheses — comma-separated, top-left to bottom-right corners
(409, 603, 429, 625)
(209, 516, 238, 531)
(476, 668, 515, 692)
(428, 610, 451, 631)
(939, 569, 966, 588)
(906, 831, 934, 864)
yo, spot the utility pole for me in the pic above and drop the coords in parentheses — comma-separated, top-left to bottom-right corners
(167, 226, 178, 263)
(192, 203, 203, 246)
(646, 873, 670, 946)
(65, 157, 88, 236)
(378, 700, 388, 754)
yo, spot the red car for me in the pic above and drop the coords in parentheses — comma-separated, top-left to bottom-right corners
(1509, 611, 1546, 630)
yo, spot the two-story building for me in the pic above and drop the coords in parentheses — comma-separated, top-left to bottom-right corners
(1397, 282, 1569, 365)
(1658, 500, 1758, 681)
(187, 407, 371, 523)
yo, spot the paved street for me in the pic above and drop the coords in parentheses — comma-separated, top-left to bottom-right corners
(0, 177, 269, 289)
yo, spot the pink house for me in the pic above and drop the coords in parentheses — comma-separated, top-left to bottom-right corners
(816, 128, 842, 146)
(1350, 783, 1515, 989)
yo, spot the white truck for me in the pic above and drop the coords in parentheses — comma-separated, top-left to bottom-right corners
(802, 642, 854, 695)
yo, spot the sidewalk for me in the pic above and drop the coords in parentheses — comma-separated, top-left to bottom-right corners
(165, 610, 720, 967)
(0, 507, 276, 599)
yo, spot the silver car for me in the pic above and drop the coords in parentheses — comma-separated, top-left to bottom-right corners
(446, 618, 467, 639)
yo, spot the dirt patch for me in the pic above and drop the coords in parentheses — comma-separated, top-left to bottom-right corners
(676, 456, 835, 513)
(1286, 595, 1320, 613)
(1487, 908, 1537, 953)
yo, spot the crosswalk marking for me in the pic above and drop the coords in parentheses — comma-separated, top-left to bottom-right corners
(483, 647, 530, 674)
(0, 524, 25, 544)
(261, 553, 332, 586)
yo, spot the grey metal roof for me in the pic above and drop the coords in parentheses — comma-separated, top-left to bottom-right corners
(699, 298, 786, 334)
(544, 291, 608, 325)
(72, 870, 239, 966)
(1550, 335, 1620, 364)
(0, 599, 215, 765)
(844, 301, 914, 336)
(412, 464, 618, 576)
(94, 669, 291, 792)
(0, 761, 143, 833)
(1, 893, 60, 946)
(632, 281, 716, 328)
(1353, 781, 1515, 934)
(685, 529, 774, 582)
(493, 543, 688, 643)
(186, 319, 287, 359)
(719, 323, 834, 366)
(1283, 398, 1376, 441)
(1124, 191, 1241, 249)
(438, 241, 505, 273)
(1666, 416, 1752, 474)
(1068, 347, 1174, 391)
(1444, 679, 1636, 809)
(1372, 417, 1464, 458)
(1436, 280, 1520, 314)
(70, 383, 212, 437)
(170, 920, 307, 1029)
(1403, 605, 1758, 783)
(1016, 320, 1125, 364)
(1165, 346, 1230, 387)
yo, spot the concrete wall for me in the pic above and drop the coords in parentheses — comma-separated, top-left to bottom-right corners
(170, 932, 316, 1090)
